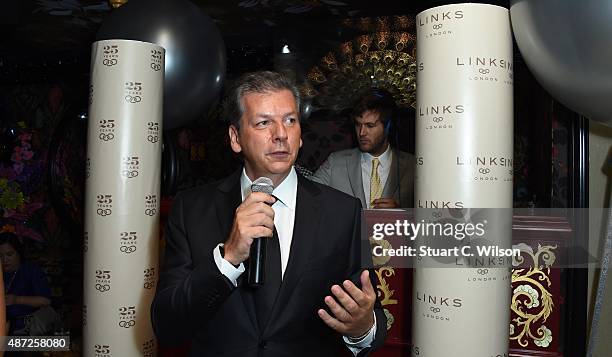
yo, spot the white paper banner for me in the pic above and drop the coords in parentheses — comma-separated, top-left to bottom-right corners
(84, 39, 164, 357)
(413, 4, 513, 356)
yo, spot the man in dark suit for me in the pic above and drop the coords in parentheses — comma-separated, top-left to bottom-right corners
(312, 90, 415, 209)
(151, 71, 386, 356)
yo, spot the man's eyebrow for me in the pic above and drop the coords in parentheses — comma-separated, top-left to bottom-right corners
(253, 111, 298, 119)
(356, 119, 380, 124)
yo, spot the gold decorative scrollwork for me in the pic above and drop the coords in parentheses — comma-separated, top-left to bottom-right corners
(375, 267, 398, 331)
(510, 243, 557, 348)
(375, 267, 398, 306)
(369, 236, 391, 266)
(383, 308, 395, 331)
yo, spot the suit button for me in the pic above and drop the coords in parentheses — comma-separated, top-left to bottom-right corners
(259, 340, 267, 349)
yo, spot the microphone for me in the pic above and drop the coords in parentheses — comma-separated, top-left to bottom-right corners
(248, 177, 274, 287)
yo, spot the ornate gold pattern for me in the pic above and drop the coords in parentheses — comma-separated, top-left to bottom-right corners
(321, 52, 338, 71)
(383, 308, 394, 331)
(354, 54, 366, 68)
(375, 32, 391, 50)
(510, 243, 557, 348)
(375, 267, 398, 331)
(342, 16, 414, 33)
(302, 24, 417, 111)
(356, 35, 372, 54)
(357, 17, 373, 32)
(375, 17, 390, 33)
(375, 267, 398, 306)
(394, 32, 411, 52)
(382, 50, 397, 64)
(298, 82, 317, 98)
(368, 51, 382, 64)
(369, 237, 391, 266)
(307, 67, 326, 83)
(109, 0, 128, 9)
(341, 63, 353, 75)
(394, 16, 412, 31)
(339, 42, 354, 61)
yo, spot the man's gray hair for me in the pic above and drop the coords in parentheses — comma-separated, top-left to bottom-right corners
(225, 71, 301, 129)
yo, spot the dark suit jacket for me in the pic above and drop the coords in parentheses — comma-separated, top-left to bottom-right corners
(151, 170, 387, 356)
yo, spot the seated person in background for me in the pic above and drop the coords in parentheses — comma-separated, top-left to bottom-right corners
(0, 232, 51, 335)
(312, 89, 415, 208)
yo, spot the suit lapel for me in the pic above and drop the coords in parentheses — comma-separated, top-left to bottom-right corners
(347, 149, 367, 207)
(383, 148, 409, 204)
(215, 169, 259, 333)
(216, 170, 241, 239)
(263, 175, 321, 333)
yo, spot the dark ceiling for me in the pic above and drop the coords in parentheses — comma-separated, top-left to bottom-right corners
(0, 0, 508, 82)
(1, 0, 509, 51)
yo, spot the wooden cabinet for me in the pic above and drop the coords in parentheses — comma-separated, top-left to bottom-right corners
(365, 212, 570, 357)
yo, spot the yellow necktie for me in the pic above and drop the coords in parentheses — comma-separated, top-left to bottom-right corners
(370, 158, 382, 206)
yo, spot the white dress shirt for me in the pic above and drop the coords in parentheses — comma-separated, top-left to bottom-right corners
(239, 166, 298, 279)
(361, 143, 392, 208)
(212, 167, 376, 354)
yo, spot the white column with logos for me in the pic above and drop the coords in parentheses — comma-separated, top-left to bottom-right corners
(413, 4, 514, 356)
(84, 39, 164, 357)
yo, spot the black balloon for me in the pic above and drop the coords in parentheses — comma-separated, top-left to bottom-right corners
(97, 0, 226, 130)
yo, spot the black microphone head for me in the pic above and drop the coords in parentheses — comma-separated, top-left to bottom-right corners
(251, 177, 274, 195)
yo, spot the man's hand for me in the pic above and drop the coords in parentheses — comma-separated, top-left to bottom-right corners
(224, 192, 276, 266)
(318, 270, 376, 338)
(372, 197, 399, 209)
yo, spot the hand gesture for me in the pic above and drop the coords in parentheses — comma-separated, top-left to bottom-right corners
(318, 270, 376, 338)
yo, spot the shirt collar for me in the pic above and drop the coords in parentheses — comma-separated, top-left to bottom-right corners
(361, 143, 392, 167)
(239, 167, 298, 210)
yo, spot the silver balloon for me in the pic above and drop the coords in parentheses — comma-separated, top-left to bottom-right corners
(97, 0, 226, 130)
(511, 0, 612, 125)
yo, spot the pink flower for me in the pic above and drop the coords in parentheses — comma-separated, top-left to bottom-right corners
(12, 162, 24, 174)
(26, 202, 44, 212)
(0, 166, 17, 180)
(11, 151, 22, 162)
(21, 150, 33, 160)
(16, 226, 43, 242)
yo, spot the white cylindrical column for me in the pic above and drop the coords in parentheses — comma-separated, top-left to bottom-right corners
(84, 39, 164, 357)
(413, 4, 513, 356)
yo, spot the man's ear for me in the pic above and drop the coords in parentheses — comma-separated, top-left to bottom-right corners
(299, 138, 303, 148)
(228, 125, 242, 154)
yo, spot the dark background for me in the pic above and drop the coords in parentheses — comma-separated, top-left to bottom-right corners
(0, 0, 582, 354)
